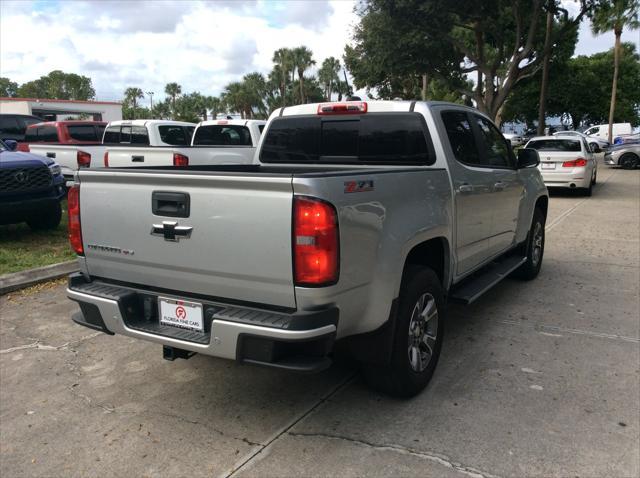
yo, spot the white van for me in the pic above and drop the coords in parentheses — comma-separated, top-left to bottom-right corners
(583, 123, 632, 139)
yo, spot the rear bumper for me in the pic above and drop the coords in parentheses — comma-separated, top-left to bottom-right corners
(540, 169, 591, 188)
(67, 273, 337, 373)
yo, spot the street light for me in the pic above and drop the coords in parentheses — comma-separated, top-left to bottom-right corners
(147, 91, 154, 118)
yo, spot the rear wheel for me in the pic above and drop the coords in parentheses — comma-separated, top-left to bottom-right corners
(620, 153, 639, 170)
(363, 266, 445, 398)
(513, 207, 545, 280)
(582, 181, 593, 196)
(26, 202, 62, 231)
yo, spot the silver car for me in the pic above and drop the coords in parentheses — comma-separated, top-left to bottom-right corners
(604, 143, 640, 169)
(526, 135, 597, 196)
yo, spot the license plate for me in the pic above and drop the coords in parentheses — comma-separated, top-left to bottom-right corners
(541, 163, 556, 170)
(159, 297, 204, 332)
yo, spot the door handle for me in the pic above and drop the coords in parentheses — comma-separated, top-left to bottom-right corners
(46, 152, 56, 158)
(494, 182, 506, 190)
(458, 184, 474, 193)
(152, 191, 190, 218)
(131, 155, 145, 162)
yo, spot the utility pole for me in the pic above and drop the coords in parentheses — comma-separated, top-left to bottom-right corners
(147, 91, 154, 118)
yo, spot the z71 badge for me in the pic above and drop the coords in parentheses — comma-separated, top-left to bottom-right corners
(344, 180, 374, 193)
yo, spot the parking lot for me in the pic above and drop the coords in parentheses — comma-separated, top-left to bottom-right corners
(1, 163, 638, 478)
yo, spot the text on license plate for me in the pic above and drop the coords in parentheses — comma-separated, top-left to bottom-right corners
(159, 297, 204, 332)
(541, 163, 556, 169)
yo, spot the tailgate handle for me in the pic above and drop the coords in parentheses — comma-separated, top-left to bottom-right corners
(46, 152, 56, 158)
(152, 191, 190, 218)
(131, 155, 145, 162)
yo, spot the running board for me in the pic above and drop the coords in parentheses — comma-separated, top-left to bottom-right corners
(449, 256, 527, 305)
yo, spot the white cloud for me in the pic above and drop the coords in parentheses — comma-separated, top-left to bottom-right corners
(0, 0, 357, 102)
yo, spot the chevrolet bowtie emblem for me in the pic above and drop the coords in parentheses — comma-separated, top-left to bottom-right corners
(150, 221, 193, 242)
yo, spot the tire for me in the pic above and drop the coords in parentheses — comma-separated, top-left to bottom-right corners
(582, 181, 593, 196)
(592, 171, 597, 185)
(620, 153, 639, 170)
(363, 266, 445, 398)
(513, 207, 545, 280)
(26, 202, 62, 231)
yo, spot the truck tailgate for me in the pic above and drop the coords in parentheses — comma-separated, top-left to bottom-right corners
(78, 170, 296, 308)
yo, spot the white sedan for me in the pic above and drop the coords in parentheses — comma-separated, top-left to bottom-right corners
(525, 136, 598, 196)
(553, 130, 609, 151)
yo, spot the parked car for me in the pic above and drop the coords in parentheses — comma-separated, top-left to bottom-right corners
(604, 143, 640, 169)
(503, 132, 525, 147)
(525, 135, 597, 196)
(552, 130, 609, 151)
(612, 133, 640, 145)
(0, 139, 65, 230)
(0, 114, 43, 142)
(103, 119, 265, 168)
(583, 123, 632, 141)
(66, 100, 548, 398)
(18, 121, 106, 152)
(26, 120, 196, 180)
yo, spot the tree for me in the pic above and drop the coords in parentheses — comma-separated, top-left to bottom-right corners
(345, 0, 593, 123)
(164, 82, 182, 118)
(16, 70, 95, 100)
(123, 87, 144, 119)
(291, 46, 315, 103)
(318, 57, 341, 100)
(0, 77, 18, 97)
(590, 0, 640, 142)
(272, 48, 294, 106)
(503, 43, 640, 129)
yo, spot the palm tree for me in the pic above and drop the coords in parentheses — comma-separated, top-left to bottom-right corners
(272, 48, 293, 106)
(123, 87, 144, 119)
(318, 57, 341, 100)
(206, 96, 222, 120)
(591, 0, 640, 142)
(164, 82, 182, 119)
(291, 46, 315, 103)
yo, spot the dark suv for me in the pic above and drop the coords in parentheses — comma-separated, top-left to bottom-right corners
(0, 139, 65, 230)
(0, 114, 43, 142)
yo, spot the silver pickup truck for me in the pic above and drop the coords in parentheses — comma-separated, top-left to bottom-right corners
(66, 101, 548, 397)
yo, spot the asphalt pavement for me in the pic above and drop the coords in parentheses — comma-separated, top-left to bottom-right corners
(1, 162, 638, 478)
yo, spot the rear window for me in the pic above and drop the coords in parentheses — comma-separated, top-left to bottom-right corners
(131, 126, 149, 145)
(159, 125, 188, 145)
(37, 126, 59, 142)
(24, 128, 39, 142)
(193, 125, 252, 146)
(528, 139, 581, 152)
(103, 126, 120, 143)
(260, 113, 434, 164)
(68, 125, 101, 141)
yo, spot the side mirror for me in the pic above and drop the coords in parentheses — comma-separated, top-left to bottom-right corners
(517, 148, 539, 169)
(590, 143, 601, 153)
(4, 139, 18, 151)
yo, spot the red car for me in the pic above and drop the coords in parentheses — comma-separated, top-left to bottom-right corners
(17, 121, 106, 152)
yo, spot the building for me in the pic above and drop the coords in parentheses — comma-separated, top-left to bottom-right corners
(0, 97, 122, 122)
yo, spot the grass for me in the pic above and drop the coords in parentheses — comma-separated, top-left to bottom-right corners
(0, 200, 75, 275)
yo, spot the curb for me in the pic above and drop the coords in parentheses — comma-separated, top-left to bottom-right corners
(0, 260, 78, 295)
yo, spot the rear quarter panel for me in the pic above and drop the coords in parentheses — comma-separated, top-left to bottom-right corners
(293, 168, 452, 338)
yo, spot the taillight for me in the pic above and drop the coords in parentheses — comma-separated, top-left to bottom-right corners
(67, 185, 83, 255)
(562, 158, 587, 167)
(317, 101, 367, 115)
(103, 151, 109, 167)
(77, 150, 91, 168)
(173, 153, 189, 167)
(17, 143, 30, 152)
(293, 196, 339, 286)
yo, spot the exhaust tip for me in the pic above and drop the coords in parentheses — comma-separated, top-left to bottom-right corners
(569, 183, 576, 188)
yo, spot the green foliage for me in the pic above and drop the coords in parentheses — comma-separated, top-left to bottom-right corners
(503, 43, 640, 127)
(0, 77, 18, 97)
(590, 0, 639, 35)
(15, 70, 95, 100)
(344, 0, 592, 120)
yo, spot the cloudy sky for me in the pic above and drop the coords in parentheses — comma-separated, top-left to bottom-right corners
(1, 0, 638, 103)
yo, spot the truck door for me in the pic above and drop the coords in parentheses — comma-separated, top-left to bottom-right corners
(440, 110, 494, 276)
(470, 114, 524, 257)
